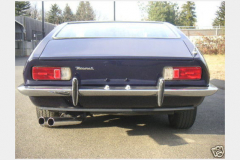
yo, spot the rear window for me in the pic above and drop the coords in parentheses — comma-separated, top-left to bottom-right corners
(54, 22, 180, 39)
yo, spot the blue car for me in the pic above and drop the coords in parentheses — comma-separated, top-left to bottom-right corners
(18, 21, 218, 128)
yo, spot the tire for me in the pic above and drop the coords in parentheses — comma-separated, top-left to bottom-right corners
(36, 107, 60, 118)
(168, 108, 197, 129)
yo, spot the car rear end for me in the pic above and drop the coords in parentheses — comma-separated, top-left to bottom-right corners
(18, 22, 218, 128)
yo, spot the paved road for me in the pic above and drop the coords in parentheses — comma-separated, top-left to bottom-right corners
(15, 57, 225, 159)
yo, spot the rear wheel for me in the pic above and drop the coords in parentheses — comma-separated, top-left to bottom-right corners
(168, 108, 197, 129)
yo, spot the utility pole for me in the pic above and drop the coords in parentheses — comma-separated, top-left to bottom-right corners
(42, 1, 45, 38)
(114, 1, 115, 21)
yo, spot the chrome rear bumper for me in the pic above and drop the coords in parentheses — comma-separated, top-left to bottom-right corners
(18, 84, 218, 97)
(18, 78, 218, 107)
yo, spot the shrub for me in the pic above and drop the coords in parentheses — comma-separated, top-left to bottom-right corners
(195, 36, 225, 55)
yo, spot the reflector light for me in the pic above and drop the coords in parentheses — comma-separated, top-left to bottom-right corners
(163, 66, 202, 80)
(54, 69, 61, 79)
(32, 67, 71, 80)
(173, 69, 179, 79)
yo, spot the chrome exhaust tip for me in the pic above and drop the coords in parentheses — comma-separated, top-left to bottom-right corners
(47, 117, 82, 127)
(38, 117, 45, 125)
(38, 117, 49, 126)
(47, 117, 55, 126)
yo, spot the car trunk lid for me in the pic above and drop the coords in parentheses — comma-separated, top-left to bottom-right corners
(39, 38, 193, 60)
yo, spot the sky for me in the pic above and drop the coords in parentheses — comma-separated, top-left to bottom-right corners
(31, 1, 222, 26)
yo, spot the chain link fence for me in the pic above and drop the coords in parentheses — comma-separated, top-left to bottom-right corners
(177, 26, 225, 37)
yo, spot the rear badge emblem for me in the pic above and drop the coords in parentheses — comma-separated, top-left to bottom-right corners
(75, 67, 94, 70)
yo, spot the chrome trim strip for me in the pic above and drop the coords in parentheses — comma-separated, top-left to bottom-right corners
(17, 85, 72, 96)
(53, 37, 181, 40)
(38, 106, 195, 112)
(79, 86, 158, 96)
(18, 84, 218, 97)
(164, 84, 218, 96)
(67, 21, 164, 24)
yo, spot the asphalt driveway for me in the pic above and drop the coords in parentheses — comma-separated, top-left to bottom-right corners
(15, 57, 225, 159)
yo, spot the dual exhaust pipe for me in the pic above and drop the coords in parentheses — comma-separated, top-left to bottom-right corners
(38, 117, 82, 127)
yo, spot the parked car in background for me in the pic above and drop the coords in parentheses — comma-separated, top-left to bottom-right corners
(18, 21, 218, 129)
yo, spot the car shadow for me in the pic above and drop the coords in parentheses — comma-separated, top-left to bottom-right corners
(54, 81, 225, 146)
(53, 114, 188, 146)
(52, 79, 225, 146)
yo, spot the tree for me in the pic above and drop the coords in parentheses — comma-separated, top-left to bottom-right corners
(36, 9, 48, 21)
(76, 2, 85, 21)
(180, 1, 197, 26)
(47, 4, 63, 24)
(143, 1, 182, 25)
(213, 1, 225, 26)
(15, 1, 31, 16)
(138, 1, 149, 21)
(29, 3, 39, 19)
(75, 2, 95, 21)
(85, 2, 95, 20)
(63, 4, 74, 22)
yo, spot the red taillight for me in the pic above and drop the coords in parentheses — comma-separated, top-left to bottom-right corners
(164, 66, 202, 80)
(32, 67, 71, 80)
(173, 67, 202, 80)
